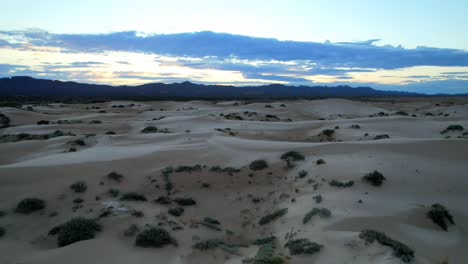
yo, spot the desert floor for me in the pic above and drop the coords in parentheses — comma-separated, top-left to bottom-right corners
(1, 98, 468, 264)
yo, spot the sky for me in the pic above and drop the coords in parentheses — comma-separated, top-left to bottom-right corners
(1, 0, 468, 94)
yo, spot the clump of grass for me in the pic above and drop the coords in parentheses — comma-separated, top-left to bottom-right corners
(70, 181, 87, 193)
(120, 192, 147, 202)
(280, 151, 305, 161)
(15, 198, 46, 214)
(285, 238, 323, 255)
(168, 207, 184, 217)
(329, 180, 354, 188)
(105, 131, 116, 135)
(359, 229, 414, 263)
(303, 208, 331, 224)
(362, 170, 386, 186)
(107, 172, 124, 182)
(427, 204, 455, 231)
(173, 197, 196, 206)
(258, 208, 288, 225)
(441, 124, 464, 134)
(249, 160, 269, 171)
(108, 188, 120, 197)
(0, 130, 75, 143)
(54, 218, 102, 247)
(135, 227, 177, 247)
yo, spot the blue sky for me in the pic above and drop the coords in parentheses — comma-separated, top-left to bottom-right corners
(1, 0, 468, 93)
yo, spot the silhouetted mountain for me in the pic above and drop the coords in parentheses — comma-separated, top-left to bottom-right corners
(0, 76, 453, 101)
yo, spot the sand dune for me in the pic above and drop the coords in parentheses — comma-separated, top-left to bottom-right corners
(1, 98, 467, 264)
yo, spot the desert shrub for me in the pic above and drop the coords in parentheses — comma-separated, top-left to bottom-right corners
(108, 188, 120, 197)
(203, 217, 220, 225)
(56, 218, 102, 247)
(120, 192, 147, 201)
(298, 170, 308, 178)
(245, 239, 285, 264)
(313, 195, 323, 203)
(320, 129, 335, 137)
(359, 229, 414, 263)
(124, 224, 140, 237)
(141, 126, 159, 133)
(253, 236, 276, 245)
(280, 151, 305, 161)
(173, 197, 196, 206)
(131, 210, 144, 217)
(89, 120, 102, 124)
(395, 111, 409, 116)
(135, 227, 177, 247)
(37, 120, 49, 125)
(285, 238, 323, 255)
(105, 131, 116, 135)
(350, 124, 361, 129)
(303, 208, 331, 224)
(154, 196, 171, 204)
(249, 160, 268, 171)
(73, 198, 84, 204)
(15, 198, 46, 214)
(427, 203, 455, 231)
(70, 139, 85, 146)
(107, 172, 124, 182)
(329, 180, 354, 188)
(0, 211, 5, 217)
(316, 159, 326, 165)
(70, 181, 87, 193)
(362, 170, 386, 186)
(168, 207, 184, 217)
(258, 208, 288, 225)
(0, 227, 5, 238)
(374, 134, 390, 140)
(0, 113, 10, 128)
(193, 239, 225, 250)
(200, 220, 222, 231)
(441, 124, 464, 134)
(174, 164, 202, 173)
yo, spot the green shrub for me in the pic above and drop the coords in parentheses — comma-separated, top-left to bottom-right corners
(174, 165, 202, 173)
(244, 239, 285, 264)
(0, 227, 5, 238)
(313, 195, 323, 203)
(173, 197, 196, 206)
(70, 181, 87, 193)
(285, 238, 323, 255)
(193, 239, 224, 250)
(249, 160, 268, 171)
(298, 170, 308, 178)
(258, 208, 288, 225)
(200, 217, 222, 231)
(320, 129, 335, 137)
(107, 172, 124, 182)
(15, 198, 46, 214)
(362, 171, 386, 186)
(120, 192, 147, 201)
(168, 207, 184, 217)
(135, 227, 177, 247)
(441, 124, 464, 134)
(141, 126, 159, 133)
(280, 151, 305, 161)
(0, 113, 10, 128)
(374, 134, 390, 140)
(329, 180, 354, 188)
(56, 218, 102, 247)
(105, 131, 116, 135)
(427, 204, 455, 231)
(303, 208, 331, 224)
(253, 236, 276, 245)
(359, 229, 414, 263)
(203, 217, 220, 225)
(154, 196, 171, 204)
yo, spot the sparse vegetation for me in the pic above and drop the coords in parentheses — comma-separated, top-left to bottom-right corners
(427, 203, 455, 231)
(70, 181, 87, 193)
(124, 224, 140, 237)
(0, 113, 10, 128)
(173, 197, 196, 206)
(316, 159, 326, 165)
(298, 170, 308, 178)
(244, 238, 285, 264)
(141, 126, 170, 134)
(329, 180, 354, 188)
(135, 227, 177, 248)
(441, 124, 464, 134)
(285, 238, 323, 255)
(0, 227, 6, 238)
(15, 198, 46, 214)
(0, 130, 75, 143)
(249, 160, 269, 171)
(374, 134, 390, 140)
(154, 196, 171, 204)
(359, 229, 414, 263)
(280, 151, 305, 161)
(120, 192, 147, 201)
(303, 208, 331, 224)
(108, 188, 120, 197)
(320, 129, 335, 137)
(258, 208, 288, 225)
(56, 218, 102, 247)
(168, 207, 184, 217)
(313, 195, 323, 203)
(362, 170, 386, 186)
(174, 164, 202, 173)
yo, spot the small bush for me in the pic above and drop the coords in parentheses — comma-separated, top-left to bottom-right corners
(359, 229, 414, 263)
(168, 207, 184, 217)
(37, 120, 50, 125)
(174, 164, 202, 173)
(313, 195, 323, 203)
(56, 218, 102, 247)
(173, 197, 196, 206)
(135, 227, 177, 247)
(203, 217, 220, 225)
(329, 180, 354, 188)
(280, 151, 305, 161)
(73, 198, 84, 204)
(303, 208, 331, 224)
(253, 236, 276, 245)
(320, 129, 335, 137)
(120, 192, 147, 201)
(362, 171, 386, 186)
(70, 181, 87, 193)
(249, 160, 269, 171)
(285, 238, 323, 255)
(298, 170, 308, 178)
(131, 210, 144, 217)
(108, 188, 120, 197)
(258, 208, 288, 225)
(154, 196, 171, 204)
(427, 203, 455, 231)
(141, 126, 159, 133)
(105, 131, 116, 135)
(124, 224, 140, 237)
(374, 134, 390, 140)
(441, 124, 464, 134)
(107, 172, 124, 182)
(15, 198, 46, 214)
(0, 227, 5, 238)
(316, 159, 326, 165)
(193, 239, 225, 250)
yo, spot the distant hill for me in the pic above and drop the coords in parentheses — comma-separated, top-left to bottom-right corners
(0, 76, 436, 100)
